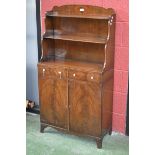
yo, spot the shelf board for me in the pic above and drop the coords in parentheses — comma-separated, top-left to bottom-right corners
(43, 31, 108, 44)
(46, 12, 112, 20)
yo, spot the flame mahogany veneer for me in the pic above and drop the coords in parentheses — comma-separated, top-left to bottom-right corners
(38, 5, 115, 148)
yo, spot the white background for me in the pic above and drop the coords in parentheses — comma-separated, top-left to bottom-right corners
(0, 0, 155, 154)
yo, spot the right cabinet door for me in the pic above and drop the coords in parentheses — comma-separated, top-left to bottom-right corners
(69, 80, 102, 137)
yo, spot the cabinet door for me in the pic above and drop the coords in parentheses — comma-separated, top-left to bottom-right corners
(39, 77, 54, 124)
(39, 72, 68, 129)
(53, 79, 68, 129)
(69, 80, 102, 137)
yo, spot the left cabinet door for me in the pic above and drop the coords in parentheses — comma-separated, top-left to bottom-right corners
(38, 66, 68, 129)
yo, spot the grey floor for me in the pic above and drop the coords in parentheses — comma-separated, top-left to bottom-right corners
(26, 113, 129, 155)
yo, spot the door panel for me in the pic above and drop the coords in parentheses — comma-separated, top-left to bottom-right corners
(69, 80, 101, 137)
(39, 77, 54, 124)
(54, 79, 68, 128)
(39, 76, 68, 129)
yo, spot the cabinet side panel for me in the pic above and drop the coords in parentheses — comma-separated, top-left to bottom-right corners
(102, 69, 114, 131)
(105, 16, 116, 70)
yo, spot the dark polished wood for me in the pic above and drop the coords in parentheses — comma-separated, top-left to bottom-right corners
(39, 70, 68, 128)
(38, 5, 115, 148)
(69, 80, 102, 137)
(46, 5, 115, 18)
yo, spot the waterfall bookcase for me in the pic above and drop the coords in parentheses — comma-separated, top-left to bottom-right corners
(38, 5, 115, 148)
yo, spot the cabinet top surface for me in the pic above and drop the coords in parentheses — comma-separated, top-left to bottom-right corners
(38, 60, 103, 73)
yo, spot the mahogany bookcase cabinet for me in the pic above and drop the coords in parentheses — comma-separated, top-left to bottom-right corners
(38, 5, 115, 148)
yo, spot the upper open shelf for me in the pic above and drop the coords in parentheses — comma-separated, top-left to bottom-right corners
(43, 30, 108, 44)
(41, 5, 115, 64)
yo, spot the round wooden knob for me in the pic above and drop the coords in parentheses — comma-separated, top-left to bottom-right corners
(73, 73, 76, 77)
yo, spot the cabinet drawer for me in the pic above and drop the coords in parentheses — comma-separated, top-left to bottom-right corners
(87, 72, 102, 83)
(38, 67, 53, 77)
(69, 69, 87, 81)
(38, 66, 67, 79)
(69, 69, 102, 83)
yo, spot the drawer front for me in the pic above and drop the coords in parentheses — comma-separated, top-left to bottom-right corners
(38, 66, 101, 82)
(38, 67, 53, 77)
(38, 66, 67, 79)
(69, 69, 87, 81)
(87, 72, 102, 83)
(69, 69, 102, 83)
